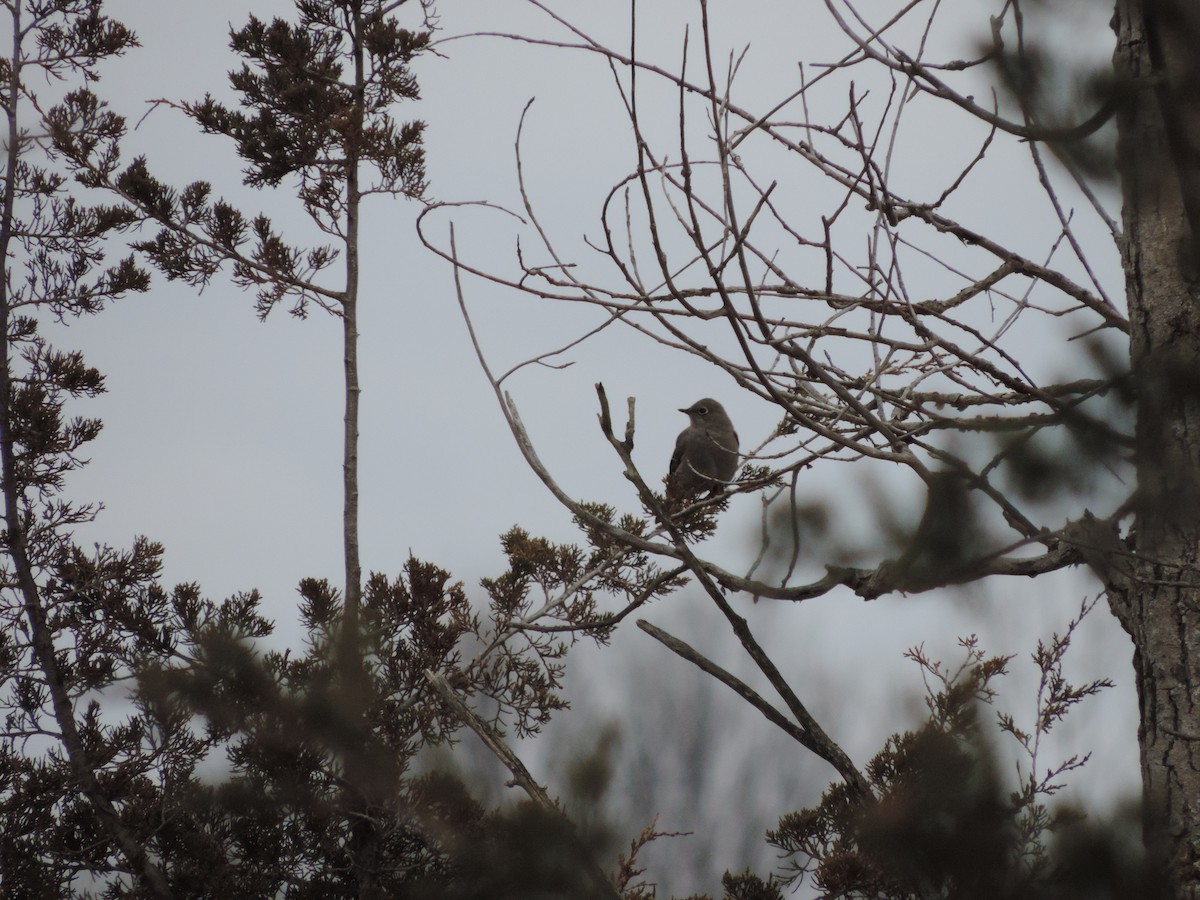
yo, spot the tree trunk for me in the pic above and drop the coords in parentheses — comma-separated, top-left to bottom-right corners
(1114, 1, 1200, 896)
(341, 7, 380, 897)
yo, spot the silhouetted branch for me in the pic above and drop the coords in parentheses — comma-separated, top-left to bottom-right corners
(637, 619, 869, 796)
(424, 670, 622, 900)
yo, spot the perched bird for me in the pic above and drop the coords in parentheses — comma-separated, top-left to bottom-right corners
(666, 398, 740, 501)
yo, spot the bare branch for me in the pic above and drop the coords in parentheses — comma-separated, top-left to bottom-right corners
(637, 619, 868, 795)
(424, 670, 622, 900)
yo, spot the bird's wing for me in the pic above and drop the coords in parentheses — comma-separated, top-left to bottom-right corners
(668, 430, 688, 475)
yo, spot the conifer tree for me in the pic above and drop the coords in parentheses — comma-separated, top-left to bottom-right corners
(25, 1, 624, 895)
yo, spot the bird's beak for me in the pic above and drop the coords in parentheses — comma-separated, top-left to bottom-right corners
(678, 407, 689, 414)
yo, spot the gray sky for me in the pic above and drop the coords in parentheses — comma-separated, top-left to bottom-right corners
(43, 1, 1137, 893)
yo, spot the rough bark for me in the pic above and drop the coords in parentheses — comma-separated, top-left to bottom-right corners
(1114, 1, 1200, 896)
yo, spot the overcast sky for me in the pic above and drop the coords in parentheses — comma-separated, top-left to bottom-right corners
(38, 1, 1137, 893)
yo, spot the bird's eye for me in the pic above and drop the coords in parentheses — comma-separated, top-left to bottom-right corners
(697, 406, 708, 415)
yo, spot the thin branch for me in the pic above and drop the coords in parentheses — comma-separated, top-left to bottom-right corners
(424, 670, 622, 899)
(637, 619, 869, 795)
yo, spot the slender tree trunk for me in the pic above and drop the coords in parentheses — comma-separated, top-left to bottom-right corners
(342, 60, 363, 644)
(342, 155, 362, 642)
(339, 6, 382, 897)
(1113, 2, 1200, 896)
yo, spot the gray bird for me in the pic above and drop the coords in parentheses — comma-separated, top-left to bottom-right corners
(666, 398, 740, 501)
